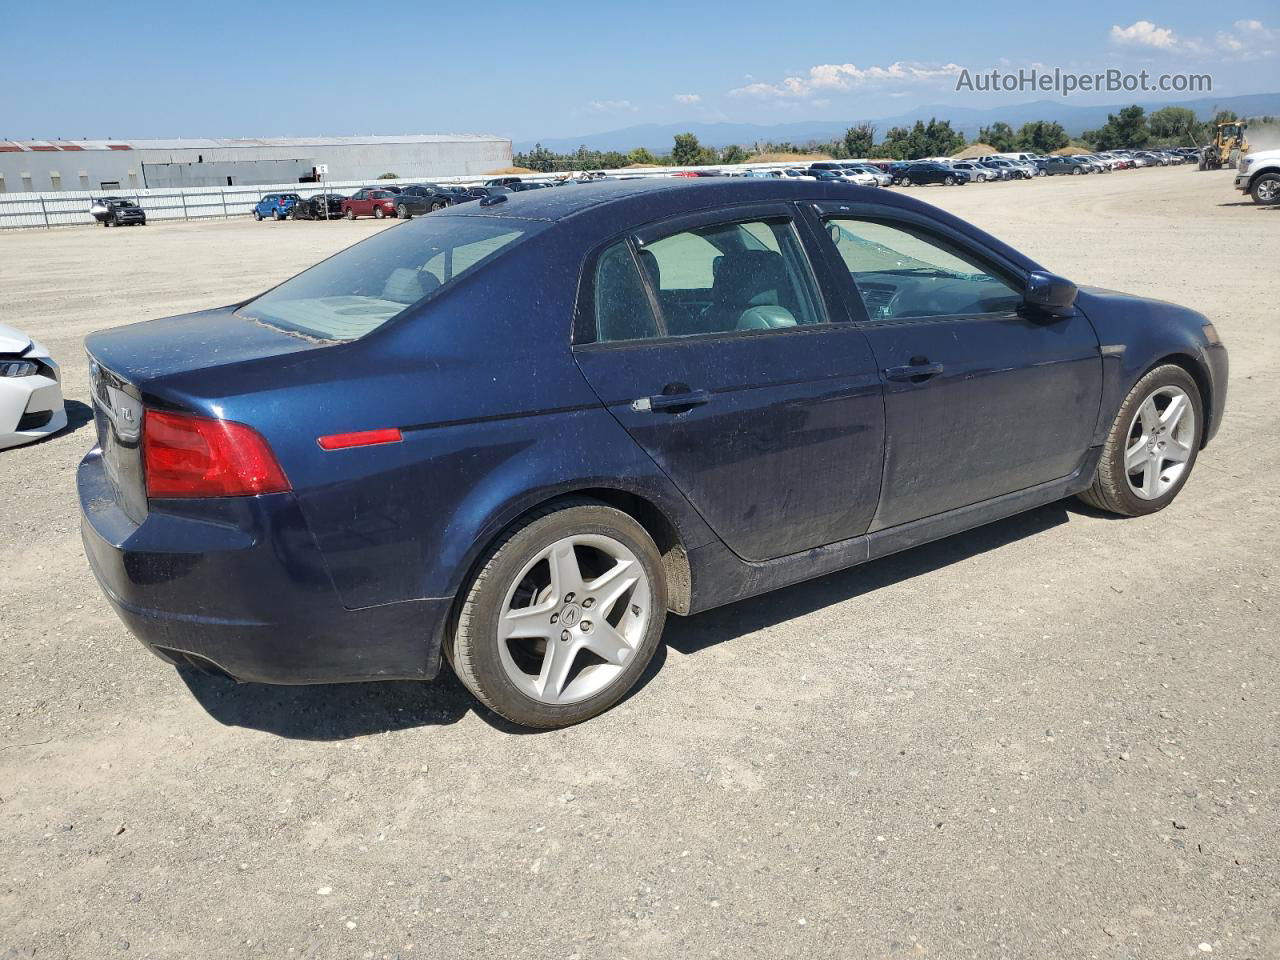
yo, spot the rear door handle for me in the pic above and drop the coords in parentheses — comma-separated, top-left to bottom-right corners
(884, 361, 945, 382)
(632, 389, 711, 413)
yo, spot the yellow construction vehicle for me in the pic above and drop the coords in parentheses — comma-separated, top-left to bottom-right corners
(1198, 121, 1250, 170)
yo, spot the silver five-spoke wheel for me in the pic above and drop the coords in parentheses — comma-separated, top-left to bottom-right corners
(1124, 385, 1195, 500)
(449, 500, 668, 728)
(498, 534, 651, 705)
(1079, 364, 1204, 517)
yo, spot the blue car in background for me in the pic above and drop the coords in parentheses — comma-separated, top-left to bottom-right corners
(79, 178, 1227, 729)
(252, 193, 301, 221)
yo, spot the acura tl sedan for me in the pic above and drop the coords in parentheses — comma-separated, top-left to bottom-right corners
(79, 179, 1228, 728)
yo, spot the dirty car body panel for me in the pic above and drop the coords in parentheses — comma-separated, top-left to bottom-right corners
(78, 178, 1227, 685)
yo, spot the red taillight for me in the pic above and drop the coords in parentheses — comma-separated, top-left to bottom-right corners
(143, 410, 290, 499)
(317, 428, 402, 450)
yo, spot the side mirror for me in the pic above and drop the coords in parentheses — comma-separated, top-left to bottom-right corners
(1024, 270, 1077, 317)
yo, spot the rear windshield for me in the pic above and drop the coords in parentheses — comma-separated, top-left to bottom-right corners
(238, 216, 543, 340)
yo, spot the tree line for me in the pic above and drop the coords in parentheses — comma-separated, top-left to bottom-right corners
(512, 105, 1263, 172)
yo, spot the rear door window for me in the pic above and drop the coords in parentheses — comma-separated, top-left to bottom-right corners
(593, 218, 825, 341)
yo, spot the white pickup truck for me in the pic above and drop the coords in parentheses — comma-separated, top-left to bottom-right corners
(1234, 149, 1280, 205)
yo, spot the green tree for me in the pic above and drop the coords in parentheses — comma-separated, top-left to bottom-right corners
(1083, 105, 1149, 150)
(977, 122, 1016, 152)
(842, 123, 876, 159)
(878, 126, 912, 159)
(923, 118, 964, 156)
(720, 144, 749, 165)
(514, 143, 557, 172)
(671, 132, 703, 166)
(626, 147, 657, 165)
(376, 172, 400, 179)
(1148, 106, 1198, 143)
(1016, 120, 1069, 153)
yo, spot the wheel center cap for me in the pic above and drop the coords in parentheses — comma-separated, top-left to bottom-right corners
(559, 604, 581, 628)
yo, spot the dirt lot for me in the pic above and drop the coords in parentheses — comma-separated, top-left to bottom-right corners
(1, 168, 1277, 960)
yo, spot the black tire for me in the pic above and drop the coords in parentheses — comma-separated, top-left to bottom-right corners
(1071, 167, 1082, 175)
(344, 208, 355, 220)
(254, 210, 263, 221)
(374, 206, 385, 219)
(900, 176, 912, 187)
(396, 203, 410, 219)
(1250, 173, 1280, 206)
(274, 209, 284, 220)
(291, 207, 300, 220)
(944, 175, 955, 186)
(448, 499, 669, 729)
(1077, 364, 1204, 517)
(430, 200, 446, 212)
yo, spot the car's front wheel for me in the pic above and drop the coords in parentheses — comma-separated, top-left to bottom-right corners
(1251, 173, 1280, 206)
(449, 500, 668, 728)
(1078, 364, 1204, 517)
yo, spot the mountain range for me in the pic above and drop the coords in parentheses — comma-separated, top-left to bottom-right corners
(517, 92, 1280, 153)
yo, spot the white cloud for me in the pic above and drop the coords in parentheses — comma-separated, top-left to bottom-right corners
(1110, 20, 1181, 50)
(730, 61, 964, 100)
(673, 93, 701, 104)
(587, 99, 639, 113)
(1216, 19, 1277, 58)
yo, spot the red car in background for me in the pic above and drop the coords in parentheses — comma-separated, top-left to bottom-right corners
(341, 187, 400, 220)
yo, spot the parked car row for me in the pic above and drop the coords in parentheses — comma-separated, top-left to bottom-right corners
(251, 183, 523, 222)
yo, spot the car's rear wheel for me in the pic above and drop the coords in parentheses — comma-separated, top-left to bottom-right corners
(431, 200, 446, 212)
(344, 208, 355, 220)
(1078, 364, 1204, 517)
(449, 500, 668, 728)
(374, 206, 385, 219)
(396, 203, 410, 219)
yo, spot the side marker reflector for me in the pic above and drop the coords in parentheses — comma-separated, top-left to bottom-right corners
(317, 428, 403, 451)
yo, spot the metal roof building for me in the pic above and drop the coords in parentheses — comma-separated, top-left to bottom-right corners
(0, 134, 513, 193)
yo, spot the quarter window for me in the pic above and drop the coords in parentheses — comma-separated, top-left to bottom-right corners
(825, 218, 1021, 321)
(594, 218, 824, 342)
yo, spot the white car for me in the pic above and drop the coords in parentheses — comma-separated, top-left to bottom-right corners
(0, 323, 66, 451)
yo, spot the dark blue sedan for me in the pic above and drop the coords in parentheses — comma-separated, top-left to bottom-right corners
(79, 178, 1228, 728)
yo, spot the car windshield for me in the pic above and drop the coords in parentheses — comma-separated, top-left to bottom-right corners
(238, 217, 545, 341)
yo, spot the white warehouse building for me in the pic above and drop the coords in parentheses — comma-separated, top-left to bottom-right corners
(0, 134, 513, 193)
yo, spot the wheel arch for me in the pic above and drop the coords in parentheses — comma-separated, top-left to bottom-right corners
(1140, 352, 1215, 449)
(450, 485, 696, 622)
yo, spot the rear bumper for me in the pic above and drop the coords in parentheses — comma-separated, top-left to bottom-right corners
(78, 448, 449, 684)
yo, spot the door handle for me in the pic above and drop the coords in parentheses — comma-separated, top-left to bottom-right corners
(884, 360, 945, 382)
(631, 389, 711, 413)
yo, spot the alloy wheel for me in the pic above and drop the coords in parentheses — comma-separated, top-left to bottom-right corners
(496, 534, 652, 705)
(1124, 385, 1196, 500)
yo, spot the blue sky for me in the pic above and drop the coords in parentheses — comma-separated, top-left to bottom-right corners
(2, 2, 1276, 142)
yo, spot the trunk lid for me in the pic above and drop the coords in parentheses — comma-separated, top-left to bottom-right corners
(85, 306, 323, 523)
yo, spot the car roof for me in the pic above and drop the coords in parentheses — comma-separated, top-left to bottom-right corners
(434, 176, 956, 225)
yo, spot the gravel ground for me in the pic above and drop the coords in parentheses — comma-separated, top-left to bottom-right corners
(1, 168, 1276, 960)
